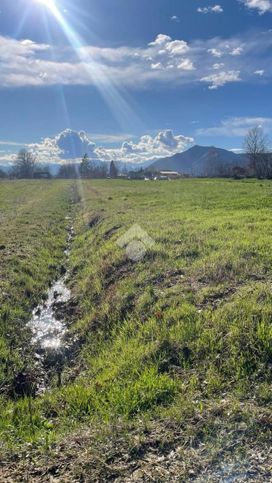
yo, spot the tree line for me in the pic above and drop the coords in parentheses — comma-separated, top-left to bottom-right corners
(57, 157, 119, 179)
(2, 151, 119, 179)
(1, 127, 272, 180)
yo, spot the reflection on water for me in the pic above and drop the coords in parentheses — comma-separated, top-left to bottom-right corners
(29, 277, 71, 350)
(29, 223, 73, 352)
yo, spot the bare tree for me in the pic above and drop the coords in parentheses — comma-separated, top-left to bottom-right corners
(13, 150, 37, 179)
(244, 127, 272, 178)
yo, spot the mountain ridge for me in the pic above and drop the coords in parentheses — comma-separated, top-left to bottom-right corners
(0, 145, 249, 176)
(148, 145, 249, 176)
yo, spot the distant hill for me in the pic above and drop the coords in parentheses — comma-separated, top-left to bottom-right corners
(149, 145, 249, 176)
(0, 145, 249, 177)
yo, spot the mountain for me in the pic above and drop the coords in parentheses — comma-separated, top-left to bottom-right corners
(149, 145, 249, 176)
(0, 146, 249, 177)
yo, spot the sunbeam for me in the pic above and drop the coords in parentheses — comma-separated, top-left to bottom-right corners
(39, 1, 87, 209)
(35, 0, 57, 11)
(13, 5, 32, 38)
(34, 0, 143, 132)
(40, 7, 71, 129)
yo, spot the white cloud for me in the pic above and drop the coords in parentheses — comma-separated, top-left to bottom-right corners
(0, 140, 26, 147)
(0, 33, 191, 88)
(151, 62, 163, 70)
(197, 116, 272, 136)
(254, 69, 265, 75)
(56, 130, 96, 158)
(177, 59, 195, 71)
(200, 70, 241, 89)
(230, 47, 244, 55)
(87, 133, 135, 144)
(164, 39, 189, 55)
(240, 0, 272, 14)
(208, 48, 223, 58)
(197, 5, 224, 14)
(148, 34, 172, 46)
(0, 31, 271, 91)
(27, 129, 194, 165)
(230, 148, 245, 153)
(171, 15, 180, 22)
(0, 153, 17, 167)
(208, 44, 244, 58)
(213, 63, 225, 69)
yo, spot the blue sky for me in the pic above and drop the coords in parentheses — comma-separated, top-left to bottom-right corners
(0, 0, 272, 164)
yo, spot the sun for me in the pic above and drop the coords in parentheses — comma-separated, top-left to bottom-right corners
(36, 0, 56, 10)
(35, 0, 60, 17)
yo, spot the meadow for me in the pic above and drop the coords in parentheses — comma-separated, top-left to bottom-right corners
(0, 178, 271, 481)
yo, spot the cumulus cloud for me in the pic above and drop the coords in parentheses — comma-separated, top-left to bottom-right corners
(197, 5, 224, 14)
(148, 34, 171, 46)
(0, 33, 193, 88)
(148, 35, 189, 55)
(197, 116, 272, 136)
(28, 129, 194, 165)
(0, 30, 271, 90)
(240, 0, 272, 14)
(56, 130, 96, 159)
(200, 70, 241, 89)
(177, 58, 195, 70)
(208, 44, 244, 58)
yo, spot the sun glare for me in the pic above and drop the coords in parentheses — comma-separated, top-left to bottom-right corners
(33, 0, 141, 131)
(36, 0, 56, 11)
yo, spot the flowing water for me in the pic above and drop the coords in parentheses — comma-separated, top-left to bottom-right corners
(29, 276, 71, 350)
(27, 221, 74, 391)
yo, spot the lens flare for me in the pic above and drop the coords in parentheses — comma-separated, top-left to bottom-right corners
(36, 0, 142, 131)
(34, 0, 143, 137)
(36, 0, 56, 9)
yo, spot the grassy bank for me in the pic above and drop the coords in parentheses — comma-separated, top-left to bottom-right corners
(0, 180, 74, 390)
(0, 178, 272, 480)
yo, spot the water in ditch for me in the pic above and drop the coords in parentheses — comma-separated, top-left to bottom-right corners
(27, 220, 74, 392)
(29, 276, 71, 350)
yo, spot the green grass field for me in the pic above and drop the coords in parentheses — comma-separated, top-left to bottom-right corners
(0, 178, 271, 481)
